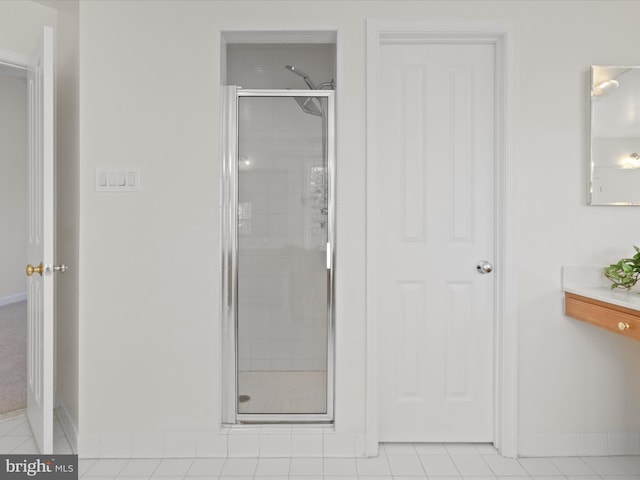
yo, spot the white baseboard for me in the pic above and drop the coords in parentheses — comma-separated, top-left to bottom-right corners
(77, 428, 364, 459)
(55, 396, 78, 454)
(519, 431, 640, 457)
(0, 293, 26, 307)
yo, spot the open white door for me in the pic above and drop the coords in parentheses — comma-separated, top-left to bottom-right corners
(26, 25, 54, 455)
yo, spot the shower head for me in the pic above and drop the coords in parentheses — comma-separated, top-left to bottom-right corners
(286, 65, 326, 116)
(294, 96, 323, 117)
(285, 64, 317, 90)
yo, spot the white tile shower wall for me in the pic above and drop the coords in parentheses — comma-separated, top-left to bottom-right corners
(229, 45, 334, 375)
(236, 97, 328, 373)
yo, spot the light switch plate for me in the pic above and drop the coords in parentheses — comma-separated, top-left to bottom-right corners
(96, 168, 141, 192)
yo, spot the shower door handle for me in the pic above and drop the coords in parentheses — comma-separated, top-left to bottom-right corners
(326, 242, 331, 270)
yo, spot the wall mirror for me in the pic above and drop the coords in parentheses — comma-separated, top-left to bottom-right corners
(590, 65, 640, 205)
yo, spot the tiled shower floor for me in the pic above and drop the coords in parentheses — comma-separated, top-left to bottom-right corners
(238, 371, 326, 414)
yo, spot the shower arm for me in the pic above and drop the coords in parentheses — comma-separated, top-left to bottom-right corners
(317, 80, 336, 90)
(286, 65, 335, 91)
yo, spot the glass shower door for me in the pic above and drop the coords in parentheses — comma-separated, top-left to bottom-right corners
(234, 90, 334, 420)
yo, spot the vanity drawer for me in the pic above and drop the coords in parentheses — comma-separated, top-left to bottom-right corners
(565, 292, 640, 341)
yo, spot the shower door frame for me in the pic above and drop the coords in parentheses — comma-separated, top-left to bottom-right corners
(221, 86, 336, 424)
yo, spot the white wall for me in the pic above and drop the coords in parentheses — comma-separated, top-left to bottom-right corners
(78, 1, 222, 436)
(0, 74, 27, 303)
(0, 1, 56, 56)
(75, 0, 640, 457)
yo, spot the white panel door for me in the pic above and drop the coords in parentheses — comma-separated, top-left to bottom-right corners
(26, 25, 54, 454)
(377, 43, 495, 441)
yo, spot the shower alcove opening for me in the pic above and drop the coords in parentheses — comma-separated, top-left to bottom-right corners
(220, 31, 337, 425)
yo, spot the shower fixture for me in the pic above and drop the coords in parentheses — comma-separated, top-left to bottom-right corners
(285, 64, 336, 116)
(294, 96, 323, 117)
(623, 152, 640, 169)
(286, 64, 317, 89)
(286, 65, 336, 90)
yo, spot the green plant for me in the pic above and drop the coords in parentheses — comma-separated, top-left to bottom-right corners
(604, 245, 640, 290)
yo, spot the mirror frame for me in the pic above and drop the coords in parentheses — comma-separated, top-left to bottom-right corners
(589, 65, 640, 206)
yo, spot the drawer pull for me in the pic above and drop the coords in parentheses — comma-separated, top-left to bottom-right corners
(618, 322, 631, 331)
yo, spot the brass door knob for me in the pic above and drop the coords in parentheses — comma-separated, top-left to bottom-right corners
(618, 322, 631, 331)
(26, 263, 44, 277)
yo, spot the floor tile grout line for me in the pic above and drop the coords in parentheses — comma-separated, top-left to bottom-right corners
(184, 457, 202, 477)
(418, 448, 431, 478)
(3, 417, 29, 437)
(9, 434, 37, 453)
(448, 447, 468, 478)
(253, 456, 260, 478)
(517, 456, 568, 477)
(381, 446, 393, 478)
(80, 458, 99, 478)
(476, 450, 498, 477)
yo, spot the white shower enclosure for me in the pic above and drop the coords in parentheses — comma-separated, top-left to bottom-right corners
(221, 86, 335, 423)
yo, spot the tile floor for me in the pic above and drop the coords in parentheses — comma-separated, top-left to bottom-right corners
(3, 415, 640, 480)
(75, 444, 640, 480)
(0, 413, 72, 454)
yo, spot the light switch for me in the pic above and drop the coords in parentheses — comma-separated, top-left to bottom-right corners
(96, 167, 140, 192)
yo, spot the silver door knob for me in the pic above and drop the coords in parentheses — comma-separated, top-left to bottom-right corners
(53, 264, 68, 273)
(477, 260, 493, 274)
